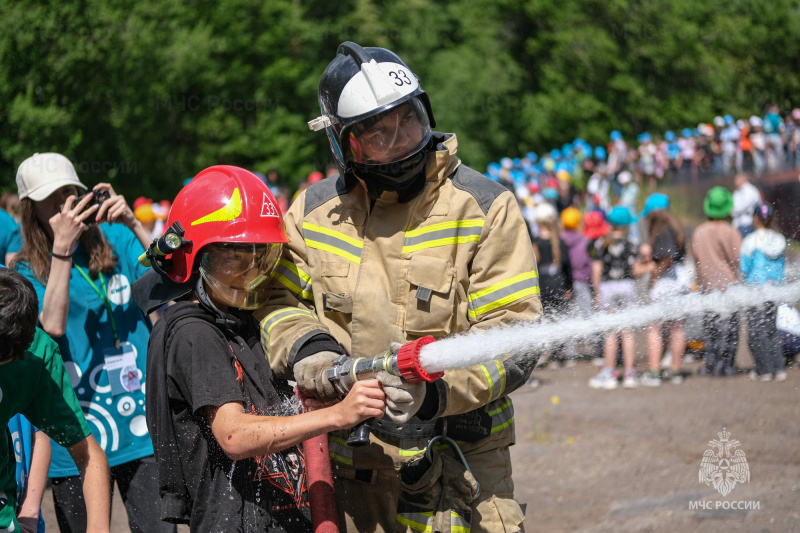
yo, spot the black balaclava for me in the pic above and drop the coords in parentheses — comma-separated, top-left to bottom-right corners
(352, 136, 433, 203)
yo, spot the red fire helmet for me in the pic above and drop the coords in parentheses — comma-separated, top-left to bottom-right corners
(164, 165, 289, 283)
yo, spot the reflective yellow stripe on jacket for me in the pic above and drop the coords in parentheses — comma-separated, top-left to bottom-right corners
(480, 359, 507, 402)
(260, 308, 316, 362)
(488, 398, 514, 434)
(302, 222, 363, 264)
(271, 259, 313, 301)
(468, 271, 539, 320)
(402, 220, 484, 253)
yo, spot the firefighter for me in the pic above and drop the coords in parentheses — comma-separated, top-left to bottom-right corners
(134, 166, 385, 532)
(257, 42, 542, 532)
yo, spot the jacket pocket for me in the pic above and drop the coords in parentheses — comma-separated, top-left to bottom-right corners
(404, 255, 455, 336)
(321, 261, 352, 313)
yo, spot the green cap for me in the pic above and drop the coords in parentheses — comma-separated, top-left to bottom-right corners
(703, 186, 733, 219)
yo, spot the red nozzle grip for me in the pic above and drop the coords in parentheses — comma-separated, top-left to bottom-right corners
(395, 335, 443, 383)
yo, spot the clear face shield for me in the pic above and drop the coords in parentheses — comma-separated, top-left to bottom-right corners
(345, 99, 431, 166)
(199, 242, 282, 310)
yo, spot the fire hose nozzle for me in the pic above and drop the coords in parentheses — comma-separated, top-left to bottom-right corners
(327, 336, 442, 447)
(394, 335, 442, 383)
(326, 336, 442, 397)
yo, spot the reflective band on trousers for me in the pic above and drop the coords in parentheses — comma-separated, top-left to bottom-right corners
(402, 220, 484, 253)
(397, 500, 472, 533)
(468, 271, 540, 319)
(271, 258, 313, 300)
(302, 222, 363, 264)
(328, 434, 354, 466)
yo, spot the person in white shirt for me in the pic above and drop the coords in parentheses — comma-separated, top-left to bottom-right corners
(731, 173, 762, 237)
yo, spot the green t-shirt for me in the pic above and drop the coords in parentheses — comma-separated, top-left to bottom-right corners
(0, 328, 91, 530)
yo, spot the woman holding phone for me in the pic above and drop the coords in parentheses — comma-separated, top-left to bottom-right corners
(11, 153, 174, 533)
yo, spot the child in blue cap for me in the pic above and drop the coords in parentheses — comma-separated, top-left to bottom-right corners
(588, 206, 648, 389)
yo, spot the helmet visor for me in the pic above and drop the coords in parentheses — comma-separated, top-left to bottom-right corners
(346, 99, 431, 165)
(199, 242, 282, 310)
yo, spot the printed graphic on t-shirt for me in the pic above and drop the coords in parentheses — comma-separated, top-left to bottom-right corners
(253, 448, 309, 511)
(106, 273, 132, 305)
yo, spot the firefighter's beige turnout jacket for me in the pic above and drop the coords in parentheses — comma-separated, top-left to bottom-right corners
(258, 132, 542, 474)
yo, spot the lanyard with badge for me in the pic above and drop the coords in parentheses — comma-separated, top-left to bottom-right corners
(74, 263, 141, 396)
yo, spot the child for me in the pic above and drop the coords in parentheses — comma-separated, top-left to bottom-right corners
(691, 186, 742, 376)
(589, 207, 647, 389)
(638, 194, 690, 386)
(741, 202, 787, 382)
(8, 414, 50, 533)
(0, 268, 111, 533)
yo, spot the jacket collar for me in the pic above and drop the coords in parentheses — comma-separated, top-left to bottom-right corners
(425, 132, 461, 183)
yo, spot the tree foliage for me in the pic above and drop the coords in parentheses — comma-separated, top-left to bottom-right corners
(1, 0, 798, 199)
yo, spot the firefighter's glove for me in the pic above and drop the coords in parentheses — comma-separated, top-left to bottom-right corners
(293, 351, 339, 402)
(377, 371, 426, 424)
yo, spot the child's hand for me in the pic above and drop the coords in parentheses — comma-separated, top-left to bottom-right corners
(334, 380, 386, 428)
(639, 243, 653, 262)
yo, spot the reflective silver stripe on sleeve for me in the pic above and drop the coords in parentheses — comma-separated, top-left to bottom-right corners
(480, 359, 506, 402)
(468, 272, 540, 319)
(271, 259, 313, 301)
(260, 308, 316, 362)
(487, 398, 514, 434)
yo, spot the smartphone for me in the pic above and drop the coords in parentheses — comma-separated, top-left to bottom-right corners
(58, 189, 111, 225)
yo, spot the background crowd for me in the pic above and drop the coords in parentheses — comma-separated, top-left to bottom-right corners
(1, 132, 798, 533)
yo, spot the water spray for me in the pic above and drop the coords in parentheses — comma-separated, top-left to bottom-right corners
(419, 279, 800, 374)
(325, 279, 800, 443)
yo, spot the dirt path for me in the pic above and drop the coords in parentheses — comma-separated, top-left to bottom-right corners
(511, 355, 800, 533)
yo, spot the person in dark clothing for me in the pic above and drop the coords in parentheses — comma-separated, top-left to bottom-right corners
(531, 202, 573, 368)
(638, 194, 690, 386)
(135, 166, 385, 532)
(531, 202, 573, 314)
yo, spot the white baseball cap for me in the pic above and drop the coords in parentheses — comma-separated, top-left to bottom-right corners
(16, 153, 87, 201)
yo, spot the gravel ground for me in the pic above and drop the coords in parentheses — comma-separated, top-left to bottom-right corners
(511, 348, 800, 533)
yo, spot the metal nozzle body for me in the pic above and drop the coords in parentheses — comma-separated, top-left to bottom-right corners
(326, 351, 399, 397)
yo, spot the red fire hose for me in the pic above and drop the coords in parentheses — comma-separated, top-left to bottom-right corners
(298, 392, 339, 532)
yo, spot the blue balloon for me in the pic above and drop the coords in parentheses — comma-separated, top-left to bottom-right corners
(512, 157, 522, 168)
(681, 128, 693, 138)
(664, 130, 675, 141)
(526, 151, 539, 163)
(610, 130, 622, 141)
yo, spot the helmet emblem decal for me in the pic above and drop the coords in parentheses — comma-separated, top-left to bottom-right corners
(190, 187, 242, 226)
(261, 192, 279, 218)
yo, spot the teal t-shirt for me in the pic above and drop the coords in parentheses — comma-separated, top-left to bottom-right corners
(1, 328, 91, 531)
(0, 209, 21, 259)
(15, 223, 154, 477)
